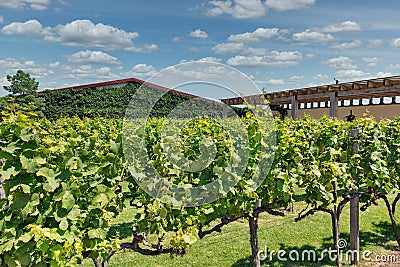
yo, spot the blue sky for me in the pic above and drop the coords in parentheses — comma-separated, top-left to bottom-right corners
(1, 0, 400, 99)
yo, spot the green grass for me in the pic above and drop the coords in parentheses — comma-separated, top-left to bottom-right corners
(81, 197, 400, 267)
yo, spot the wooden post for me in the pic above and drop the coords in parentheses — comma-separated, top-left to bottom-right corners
(222, 104, 228, 118)
(249, 199, 262, 267)
(0, 179, 6, 199)
(291, 95, 298, 119)
(350, 129, 360, 265)
(329, 92, 338, 119)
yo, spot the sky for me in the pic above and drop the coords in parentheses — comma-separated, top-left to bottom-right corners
(1, 0, 400, 99)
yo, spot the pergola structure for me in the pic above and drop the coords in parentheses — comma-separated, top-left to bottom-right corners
(221, 75, 400, 119)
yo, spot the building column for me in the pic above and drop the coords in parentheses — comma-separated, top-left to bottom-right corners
(330, 91, 338, 119)
(291, 95, 298, 119)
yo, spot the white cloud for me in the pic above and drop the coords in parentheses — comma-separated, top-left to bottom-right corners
(313, 74, 331, 85)
(0, 15, 3, 23)
(335, 69, 371, 81)
(265, 0, 315, 11)
(391, 38, 400, 48)
(0, 0, 51, 10)
(31, 3, 48, 10)
(323, 56, 356, 70)
(388, 64, 400, 69)
(126, 63, 157, 79)
(67, 50, 121, 65)
(172, 36, 182, 42)
(1, 19, 52, 36)
(289, 75, 306, 84)
(376, 71, 392, 77)
(61, 65, 117, 80)
(266, 78, 285, 85)
(58, 0, 70, 6)
(0, 76, 10, 96)
(0, 1, 24, 9)
(292, 30, 334, 45)
(124, 44, 159, 53)
(205, 0, 268, 19)
(367, 39, 382, 49)
(48, 20, 139, 50)
(212, 42, 246, 54)
(198, 57, 222, 63)
(227, 28, 279, 43)
(319, 21, 361, 33)
(0, 57, 51, 78)
(226, 50, 304, 67)
(181, 57, 222, 64)
(204, 0, 316, 19)
(243, 47, 269, 56)
(49, 61, 60, 68)
(189, 29, 209, 39)
(330, 40, 362, 50)
(362, 57, 382, 68)
(0, 76, 10, 86)
(2, 19, 158, 52)
(141, 62, 264, 100)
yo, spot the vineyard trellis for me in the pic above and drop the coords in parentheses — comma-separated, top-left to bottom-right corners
(0, 102, 400, 266)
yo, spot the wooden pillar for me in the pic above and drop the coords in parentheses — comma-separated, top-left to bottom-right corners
(350, 129, 360, 265)
(291, 95, 298, 119)
(329, 92, 338, 119)
(0, 179, 6, 199)
(222, 104, 228, 118)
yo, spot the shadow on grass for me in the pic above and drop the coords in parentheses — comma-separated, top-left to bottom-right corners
(362, 221, 399, 251)
(232, 243, 337, 267)
(231, 221, 400, 267)
(107, 222, 134, 240)
(320, 221, 398, 252)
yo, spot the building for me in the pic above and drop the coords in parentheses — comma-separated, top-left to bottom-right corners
(221, 75, 400, 120)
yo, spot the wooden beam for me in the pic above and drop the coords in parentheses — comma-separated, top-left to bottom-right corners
(367, 79, 384, 88)
(269, 96, 292, 105)
(220, 76, 400, 106)
(352, 82, 368, 90)
(338, 85, 400, 98)
(385, 78, 400, 86)
(340, 83, 353, 91)
(296, 92, 330, 102)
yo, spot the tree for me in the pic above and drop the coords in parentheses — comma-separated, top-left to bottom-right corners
(3, 70, 39, 96)
(0, 70, 44, 118)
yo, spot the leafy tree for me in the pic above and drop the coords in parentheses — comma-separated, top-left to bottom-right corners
(0, 71, 44, 119)
(3, 70, 39, 96)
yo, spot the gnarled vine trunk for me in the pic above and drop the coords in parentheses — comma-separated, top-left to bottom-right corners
(249, 214, 260, 267)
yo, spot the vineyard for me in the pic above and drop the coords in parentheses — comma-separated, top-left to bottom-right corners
(0, 102, 400, 267)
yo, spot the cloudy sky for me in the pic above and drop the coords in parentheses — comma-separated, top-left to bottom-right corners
(1, 0, 400, 98)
